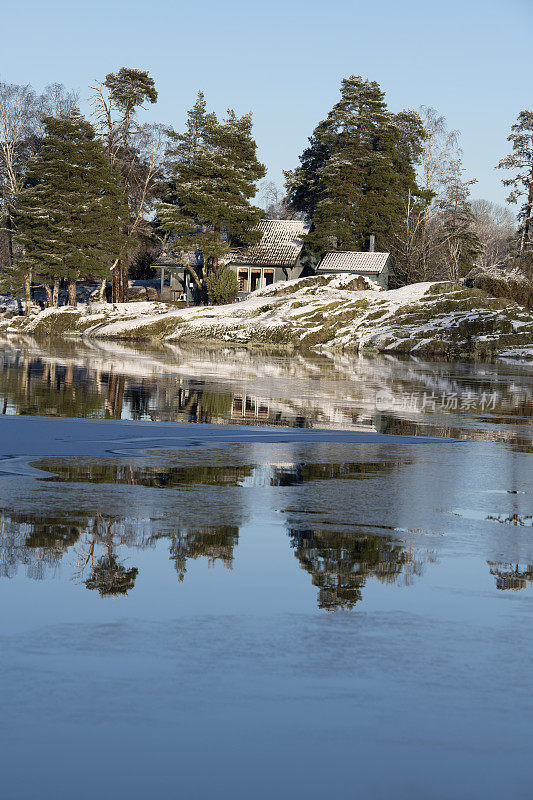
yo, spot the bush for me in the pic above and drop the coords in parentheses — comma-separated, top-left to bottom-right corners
(465, 266, 533, 309)
(206, 266, 239, 305)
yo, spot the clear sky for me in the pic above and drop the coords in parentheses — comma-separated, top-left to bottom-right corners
(1, 0, 529, 209)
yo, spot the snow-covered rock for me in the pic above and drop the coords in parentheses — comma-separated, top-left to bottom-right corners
(1, 275, 532, 359)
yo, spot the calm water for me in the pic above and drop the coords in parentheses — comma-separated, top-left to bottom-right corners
(0, 336, 532, 799)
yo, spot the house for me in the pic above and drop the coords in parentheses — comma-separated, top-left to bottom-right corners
(154, 221, 391, 304)
(316, 250, 392, 289)
(154, 219, 311, 303)
(225, 219, 311, 297)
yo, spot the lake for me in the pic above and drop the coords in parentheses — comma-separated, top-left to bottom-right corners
(0, 336, 532, 799)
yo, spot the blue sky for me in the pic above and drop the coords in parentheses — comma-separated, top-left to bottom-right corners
(2, 0, 529, 209)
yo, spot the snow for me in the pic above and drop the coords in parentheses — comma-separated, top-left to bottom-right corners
(2, 274, 532, 358)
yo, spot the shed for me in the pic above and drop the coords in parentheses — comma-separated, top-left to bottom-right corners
(153, 250, 202, 304)
(317, 251, 392, 289)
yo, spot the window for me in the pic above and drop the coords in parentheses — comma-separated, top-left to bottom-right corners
(250, 270, 261, 292)
(238, 270, 248, 292)
(264, 270, 274, 286)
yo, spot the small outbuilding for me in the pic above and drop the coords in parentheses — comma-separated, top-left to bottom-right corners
(153, 250, 202, 304)
(317, 251, 392, 289)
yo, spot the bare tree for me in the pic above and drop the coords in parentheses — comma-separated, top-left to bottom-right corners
(416, 106, 464, 279)
(470, 199, 515, 269)
(258, 180, 302, 220)
(437, 174, 479, 280)
(0, 82, 39, 309)
(35, 83, 79, 138)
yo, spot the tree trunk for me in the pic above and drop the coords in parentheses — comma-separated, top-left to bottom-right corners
(112, 261, 121, 303)
(24, 270, 32, 316)
(520, 164, 533, 252)
(184, 264, 204, 293)
(44, 285, 53, 307)
(98, 278, 107, 303)
(121, 258, 129, 302)
(67, 280, 77, 307)
(5, 211, 14, 273)
(53, 279, 60, 307)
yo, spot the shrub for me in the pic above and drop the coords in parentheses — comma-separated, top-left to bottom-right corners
(206, 266, 239, 305)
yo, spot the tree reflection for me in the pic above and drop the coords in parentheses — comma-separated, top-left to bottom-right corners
(289, 528, 428, 610)
(81, 520, 139, 597)
(167, 526, 239, 581)
(0, 512, 82, 580)
(85, 553, 138, 597)
(37, 458, 254, 487)
(0, 509, 239, 595)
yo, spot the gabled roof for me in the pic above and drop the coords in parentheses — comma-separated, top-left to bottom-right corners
(317, 251, 391, 274)
(153, 250, 203, 269)
(153, 251, 178, 268)
(227, 219, 310, 268)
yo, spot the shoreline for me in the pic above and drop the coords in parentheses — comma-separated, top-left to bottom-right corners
(1, 275, 532, 360)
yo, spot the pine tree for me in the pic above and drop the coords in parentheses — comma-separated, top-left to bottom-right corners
(497, 110, 533, 252)
(15, 109, 129, 308)
(157, 93, 266, 296)
(285, 76, 424, 258)
(283, 119, 330, 220)
(95, 67, 159, 302)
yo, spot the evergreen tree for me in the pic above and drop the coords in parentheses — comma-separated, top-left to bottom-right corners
(102, 67, 158, 153)
(15, 109, 129, 307)
(497, 110, 533, 252)
(206, 264, 239, 305)
(93, 67, 159, 302)
(285, 76, 424, 257)
(283, 119, 330, 220)
(157, 92, 266, 296)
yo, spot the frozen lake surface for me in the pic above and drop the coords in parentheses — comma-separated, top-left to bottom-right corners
(0, 338, 532, 799)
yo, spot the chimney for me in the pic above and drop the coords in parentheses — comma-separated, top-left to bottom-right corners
(369, 234, 375, 253)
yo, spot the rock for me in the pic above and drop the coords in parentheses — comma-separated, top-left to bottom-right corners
(127, 286, 148, 301)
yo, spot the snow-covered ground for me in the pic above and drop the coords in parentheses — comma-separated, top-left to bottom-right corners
(1, 274, 532, 358)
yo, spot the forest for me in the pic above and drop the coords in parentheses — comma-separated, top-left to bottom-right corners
(0, 67, 532, 311)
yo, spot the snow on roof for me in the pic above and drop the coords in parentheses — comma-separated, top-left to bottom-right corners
(153, 251, 178, 268)
(153, 250, 203, 269)
(227, 219, 310, 268)
(317, 251, 390, 274)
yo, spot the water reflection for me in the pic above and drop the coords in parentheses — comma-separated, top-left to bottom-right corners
(0, 446, 430, 605)
(0, 336, 531, 445)
(2, 504, 434, 607)
(166, 526, 239, 582)
(289, 528, 431, 610)
(0, 440, 530, 608)
(487, 562, 533, 591)
(35, 457, 398, 488)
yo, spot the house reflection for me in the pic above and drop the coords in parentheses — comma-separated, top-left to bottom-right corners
(487, 562, 533, 591)
(231, 394, 269, 422)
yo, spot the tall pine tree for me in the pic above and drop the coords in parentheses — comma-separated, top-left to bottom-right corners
(158, 92, 266, 295)
(285, 76, 424, 257)
(497, 110, 533, 253)
(93, 67, 159, 301)
(15, 109, 129, 308)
